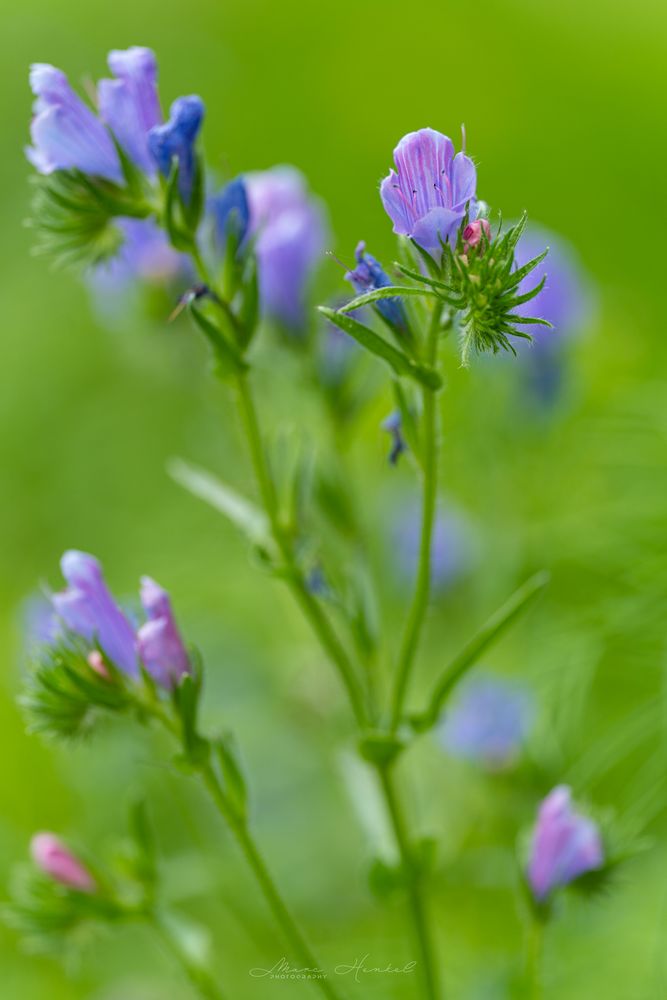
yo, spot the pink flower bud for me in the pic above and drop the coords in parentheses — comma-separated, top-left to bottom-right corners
(87, 650, 111, 680)
(30, 833, 96, 892)
(463, 219, 491, 251)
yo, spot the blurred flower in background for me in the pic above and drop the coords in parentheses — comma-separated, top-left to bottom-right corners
(392, 499, 476, 592)
(244, 166, 328, 330)
(30, 833, 96, 893)
(438, 674, 533, 770)
(527, 785, 604, 901)
(513, 224, 593, 404)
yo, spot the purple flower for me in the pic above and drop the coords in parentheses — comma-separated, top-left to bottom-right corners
(245, 166, 328, 329)
(513, 225, 591, 403)
(439, 675, 533, 769)
(380, 128, 477, 258)
(514, 226, 588, 341)
(528, 786, 604, 901)
(345, 242, 408, 333)
(98, 47, 162, 175)
(31, 833, 96, 893)
(211, 176, 250, 248)
(136, 577, 191, 688)
(52, 551, 138, 677)
(148, 95, 204, 205)
(393, 501, 475, 592)
(27, 64, 123, 182)
(88, 216, 188, 296)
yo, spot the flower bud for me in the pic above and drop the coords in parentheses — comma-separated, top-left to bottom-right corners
(463, 219, 491, 252)
(527, 785, 604, 901)
(30, 833, 96, 893)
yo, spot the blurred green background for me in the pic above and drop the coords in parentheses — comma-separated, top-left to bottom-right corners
(2, 0, 667, 997)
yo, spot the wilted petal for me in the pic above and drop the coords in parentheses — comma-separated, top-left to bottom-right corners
(345, 241, 408, 332)
(98, 46, 162, 174)
(52, 550, 138, 676)
(31, 833, 96, 892)
(136, 576, 190, 688)
(27, 64, 122, 181)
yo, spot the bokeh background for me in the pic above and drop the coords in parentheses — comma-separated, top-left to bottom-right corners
(2, 0, 667, 997)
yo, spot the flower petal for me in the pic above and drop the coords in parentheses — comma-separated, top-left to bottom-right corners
(98, 46, 162, 174)
(410, 206, 464, 256)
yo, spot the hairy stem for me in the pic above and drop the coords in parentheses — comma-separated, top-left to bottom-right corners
(199, 761, 342, 1000)
(235, 371, 369, 728)
(390, 302, 443, 731)
(377, 764, 440, 1000)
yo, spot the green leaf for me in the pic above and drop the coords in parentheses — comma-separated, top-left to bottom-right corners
(337, 285, 437, 313)
(214, 734, 248, 819)
(189, 305, 247, 378)
(173, 673, 209, 766)
(416, 570, 550, 730)
(318, 307, 441, 390)
(168, 458, 275, 554)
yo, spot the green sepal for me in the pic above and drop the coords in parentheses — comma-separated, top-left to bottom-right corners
(358, 730, 406, 767)
(318, 307, 441, 390)
(337, 285, 438, 313)
(172, 672, 209, 767)
(237, 253, 260, 348)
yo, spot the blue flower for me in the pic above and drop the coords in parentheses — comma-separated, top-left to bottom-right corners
(528, 786, 604, 901)
(27, 64, 123, 181)
(98, 47, 162, 175)
(382, 411, 407, 465)
(245, 166, 328, 330)
(438, 675, 533, 769)
(211, 176, 250, 248)
(148, 95, 205, 205)
(345, 242, 408, 333)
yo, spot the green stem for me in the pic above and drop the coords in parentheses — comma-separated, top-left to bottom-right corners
(526, 918, 544, 999)
(150, 908, 226, 1000)
(390, 303, 443, 732)
(199, 761, 342, 1000)
(377, 765, 440, 1000)
(235, 372, 369, 728)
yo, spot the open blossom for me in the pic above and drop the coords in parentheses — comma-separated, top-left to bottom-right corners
(27, 46, 204, 206)
(136, 577, 191, 688)
(528, 786, 604, 901)
(439, 676, 533, 769)
(27, 64, 123, 181)
(244, 166, 328, 329)
(31, 833, 96, 893)
(97, 47, 162, 175)
(52, 551, 138, 677)
(50, 551, 191, 688)
(380, 128, 477, 258)
(345, 242, 408, 333)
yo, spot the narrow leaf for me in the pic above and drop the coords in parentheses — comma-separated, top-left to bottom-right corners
(338, 285, 437, 313)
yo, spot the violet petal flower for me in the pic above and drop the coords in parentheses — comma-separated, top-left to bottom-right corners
(528, 785, 604, 901)
(51, 550, 138, 676)
(89, 216, 189, 297)
(31, 833, 96, 892)
(345, 241, 408, 333)
(211, 176, 250, 248)
(380, 128, 477, 258)
(245, 166, 328, 330)
(439, 676, 533, 769)
(98, 46, 162, 175)
(148, 95, 204, 204)
(136, 576, 190, 688)
(27, 64, 122, 182)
